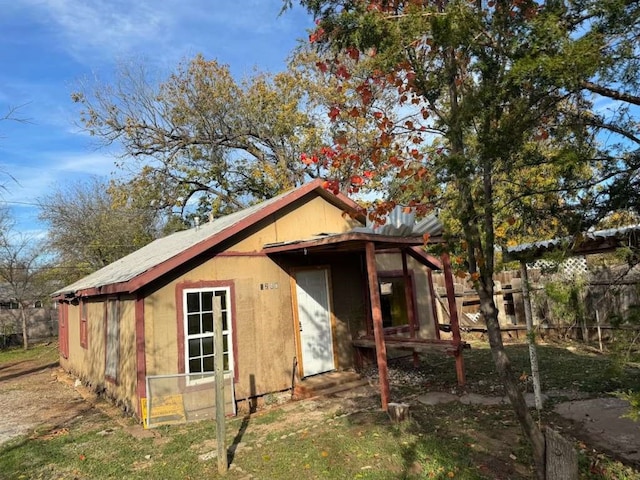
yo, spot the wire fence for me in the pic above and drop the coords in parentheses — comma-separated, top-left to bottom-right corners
(142, 372, 236, 428)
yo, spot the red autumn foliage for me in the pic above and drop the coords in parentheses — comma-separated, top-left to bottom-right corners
(301, 153, 318, 166)
(335, 64, 351, 79)
(350, 175, 364, 186)
(309, 27, 325, 43)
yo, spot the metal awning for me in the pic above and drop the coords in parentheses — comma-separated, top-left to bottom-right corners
(504, 224, 640, 261)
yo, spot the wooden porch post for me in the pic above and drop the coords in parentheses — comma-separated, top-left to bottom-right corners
(402, 250, 420, 367)
(441, 252, 466, 386)
(426, 269, 441, 340)
(365, 241, 390, 411)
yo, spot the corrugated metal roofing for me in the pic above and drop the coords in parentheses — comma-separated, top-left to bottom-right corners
(52, 187, 311, 297)
(505, 224, 640, 257)
(352, 206, 443, 237)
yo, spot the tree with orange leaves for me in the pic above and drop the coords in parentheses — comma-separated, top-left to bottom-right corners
(286, 0, 640, 477)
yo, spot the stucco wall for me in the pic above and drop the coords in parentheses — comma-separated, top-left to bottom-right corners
(60, 296, 138, 412)
(145, 194, 358, 401)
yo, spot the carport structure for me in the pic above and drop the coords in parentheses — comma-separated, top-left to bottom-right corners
(505, 225, 640, 315)
(264, 231, 467, 410)
(505, 224, 640, 261)
(504, 224, 640, 411)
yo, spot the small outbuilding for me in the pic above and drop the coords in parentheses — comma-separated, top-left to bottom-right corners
(53, 180, 465, 419)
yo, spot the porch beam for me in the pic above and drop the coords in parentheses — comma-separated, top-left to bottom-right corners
(365, 241, 390, 411)
(441, 252, 466, 385)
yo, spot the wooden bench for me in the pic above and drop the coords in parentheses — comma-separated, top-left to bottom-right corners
(352, 335, 469, 385)
(354, 335, 467, 352)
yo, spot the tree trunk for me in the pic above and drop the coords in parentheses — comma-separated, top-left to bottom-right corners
(545, 428, 578, 480)
(479, 288, 546, 479)
(20, 305, 29, 350)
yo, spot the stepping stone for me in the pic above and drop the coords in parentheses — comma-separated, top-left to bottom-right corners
(460, 393, 505, 406)
(523, 392, 548, 407)
(417, 392, 457, 405)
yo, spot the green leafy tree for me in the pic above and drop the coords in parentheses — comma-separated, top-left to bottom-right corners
(72, 51, 405, 219)
(288, 0, 640, 476)
(72, 56, 327, 218)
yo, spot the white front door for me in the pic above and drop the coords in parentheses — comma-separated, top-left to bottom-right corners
(295, 268, 335, 377)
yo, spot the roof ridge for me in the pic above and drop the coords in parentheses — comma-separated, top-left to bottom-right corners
(52, 180, 354, 298)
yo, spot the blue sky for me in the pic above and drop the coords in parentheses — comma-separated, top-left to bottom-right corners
(0, 0, 314, 238)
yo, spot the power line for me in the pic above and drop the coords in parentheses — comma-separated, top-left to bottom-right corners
(1, 200, 40, 206)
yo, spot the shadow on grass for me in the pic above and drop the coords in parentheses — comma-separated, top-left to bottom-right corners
(228, 373, 256, 465)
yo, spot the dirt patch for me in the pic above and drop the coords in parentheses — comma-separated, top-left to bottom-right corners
(0, 357, 99, 445)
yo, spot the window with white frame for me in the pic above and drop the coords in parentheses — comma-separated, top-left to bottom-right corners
(183, 288, 233, 382)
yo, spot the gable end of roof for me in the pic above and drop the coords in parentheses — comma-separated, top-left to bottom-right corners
(53, 180, 364, 298)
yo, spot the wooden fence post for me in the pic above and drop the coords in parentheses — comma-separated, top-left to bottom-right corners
(214, 296, 228, 474)
(494, 280, 507, 325)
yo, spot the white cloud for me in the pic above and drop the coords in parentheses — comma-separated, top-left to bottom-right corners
(1, 0, 314, 238)
(20, 0, 313, 69)
(0, 150, 115, 204)
(55, 151, 118, 175)
(23, 0, 170, 60)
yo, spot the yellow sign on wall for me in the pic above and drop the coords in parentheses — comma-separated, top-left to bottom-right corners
(140, 394, 186, 428)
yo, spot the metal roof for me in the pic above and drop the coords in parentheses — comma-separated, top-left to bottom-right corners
(53, 181, 363, 297)
(52, 197, 277, 296)
(351, 206, 443, 237)
(52, 181, 444, 298)
(504, 224, 640, 260)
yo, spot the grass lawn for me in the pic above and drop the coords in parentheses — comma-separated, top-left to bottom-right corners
(0, 340, 59, 365)
(1, 340, 639, 479)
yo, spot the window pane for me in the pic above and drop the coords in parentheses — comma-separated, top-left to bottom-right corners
(216, 291, 226, 310)
(184, 288, 232, 379)
(187, 314, 201, 335)
(390, 278, 408, 327)
(186, 292, 200, 313)
(203, 355, 214, 372)
(202, 291, 213, 312)
(202, 312, 213, 333)
(188, 339, 201, 358)
(189, 358, 201, 373)
(202, 336, 214, 355)
(223, 353, 229, 371)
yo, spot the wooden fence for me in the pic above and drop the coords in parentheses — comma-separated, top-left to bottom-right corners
(431, 266, 640, 338)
